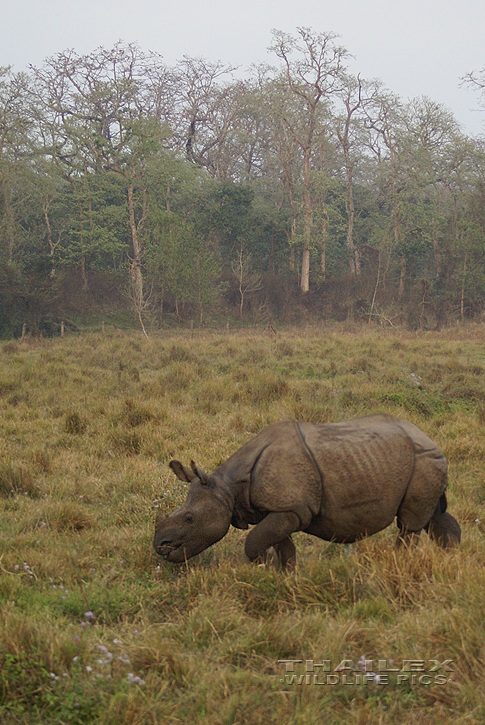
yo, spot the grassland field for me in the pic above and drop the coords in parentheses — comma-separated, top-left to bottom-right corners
(1, 323, 485, 724)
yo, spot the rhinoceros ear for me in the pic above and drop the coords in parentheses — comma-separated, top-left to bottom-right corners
(190, 460, 210, 485)
(169, 460, 197, 482)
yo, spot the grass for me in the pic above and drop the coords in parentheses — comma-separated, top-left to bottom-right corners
(1, 322, 485, 723)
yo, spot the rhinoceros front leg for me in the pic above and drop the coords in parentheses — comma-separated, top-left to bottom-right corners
(244, 511, 300, 568)
(273, 537, 296, 568)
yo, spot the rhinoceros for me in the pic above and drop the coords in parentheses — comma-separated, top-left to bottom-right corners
(153, 414, 461, 567)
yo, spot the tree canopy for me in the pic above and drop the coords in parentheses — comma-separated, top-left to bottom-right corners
(1, 30, 485, 335)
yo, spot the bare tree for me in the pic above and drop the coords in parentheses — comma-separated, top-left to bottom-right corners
(269, 27, 349, 292)
(172, 57, 245, 180)
(461, 67, 485, 105)
(334, 75, 380, 276)
(231, 247, 262, 319)
(29, 42, 170, 322)
(0, 67, 33, 264)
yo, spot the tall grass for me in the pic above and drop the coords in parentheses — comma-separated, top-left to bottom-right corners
(1, 324, 485, 723)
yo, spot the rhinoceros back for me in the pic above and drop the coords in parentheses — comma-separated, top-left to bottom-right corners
(296, 416, 416, 539)
(222, 415, 447, 541)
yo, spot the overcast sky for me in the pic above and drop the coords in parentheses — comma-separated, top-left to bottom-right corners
(3, 0, 485, 135)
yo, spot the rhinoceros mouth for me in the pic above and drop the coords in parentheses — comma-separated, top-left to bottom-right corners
(155, 541, 177, 558)
(156, 539, 190, 562)
(156, 538, 203, 563)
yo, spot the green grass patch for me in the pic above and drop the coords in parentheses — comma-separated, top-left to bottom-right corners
(1, 325, 485, 722)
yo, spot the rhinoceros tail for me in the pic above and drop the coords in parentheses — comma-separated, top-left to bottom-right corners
(425, 493, 447, 525)
(424, 492, 461, 547)
(438, 492, 448, 514)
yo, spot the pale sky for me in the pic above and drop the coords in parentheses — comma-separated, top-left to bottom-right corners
(3, 0, 485, 135)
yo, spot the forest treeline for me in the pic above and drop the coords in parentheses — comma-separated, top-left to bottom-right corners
(2, 28, 485, 336)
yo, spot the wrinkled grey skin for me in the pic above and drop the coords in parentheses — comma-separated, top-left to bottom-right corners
(153, 414, 461, 568)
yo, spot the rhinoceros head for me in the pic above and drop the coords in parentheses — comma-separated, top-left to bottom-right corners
(153, 460, 233, 563)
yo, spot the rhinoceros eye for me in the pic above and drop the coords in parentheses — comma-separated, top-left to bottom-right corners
(184, 513, 194, 523)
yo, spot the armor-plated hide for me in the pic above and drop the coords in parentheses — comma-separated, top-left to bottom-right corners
(153, 414, 461, 567)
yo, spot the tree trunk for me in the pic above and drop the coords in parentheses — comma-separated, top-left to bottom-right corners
(300, 150, 312, 294)
(433, 234, 443, 280)
(300, 245, 310, 294)
(398, 255, 406, 298)
(461, 253, 467, 322)
(345, 185, 358, 276)
(343, 139, 358, 276)
(126, 183, 149, 338)
(127, 183, 144, 310)
(320, 208, 328, 279)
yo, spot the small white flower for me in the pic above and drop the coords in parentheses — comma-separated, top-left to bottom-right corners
(85, 665, 93, 673)
(357, 656, 373, 672)
(127, 673, 145, 686)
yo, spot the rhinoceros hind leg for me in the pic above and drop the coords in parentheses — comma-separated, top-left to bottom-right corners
(425, 511, 461, 547)
(273, 536, 296, 569)
(396, 520, 422, 548)
(245, 511, 300, 567)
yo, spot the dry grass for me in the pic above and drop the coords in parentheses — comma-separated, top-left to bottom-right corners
(1, 323, 485, 723)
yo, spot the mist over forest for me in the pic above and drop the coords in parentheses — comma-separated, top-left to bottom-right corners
(2, 28, 485, 336)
